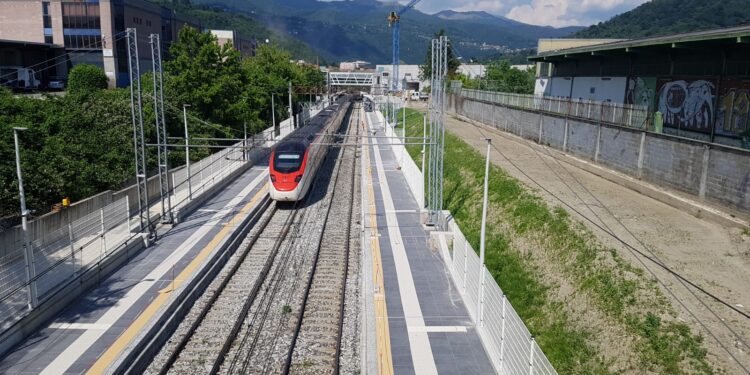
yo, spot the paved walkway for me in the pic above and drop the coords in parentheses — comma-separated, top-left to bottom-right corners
(364, 111, 495, 375)
(0, 166, 269, 375)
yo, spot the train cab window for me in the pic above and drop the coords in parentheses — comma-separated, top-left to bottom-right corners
(273, 152, 303, 173)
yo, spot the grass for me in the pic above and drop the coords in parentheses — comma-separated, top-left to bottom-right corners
(397, 108, 714, 374)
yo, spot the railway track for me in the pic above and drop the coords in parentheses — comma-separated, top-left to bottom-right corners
(285, 103, 361, 374)
(143, 99, 359, 375)
(221, 102, 361, 375)
(148, 203, 301, 374)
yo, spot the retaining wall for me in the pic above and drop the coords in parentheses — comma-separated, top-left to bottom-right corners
(449, 94, 750, 216)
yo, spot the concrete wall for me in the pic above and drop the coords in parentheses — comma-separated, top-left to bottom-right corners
(449, 94, 750, 216)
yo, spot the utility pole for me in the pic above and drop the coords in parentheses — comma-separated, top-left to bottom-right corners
(288, 82, 293, 128)
(421, 114, 427, 187)
(13, 127, 38, 309)
(477, 138, 491, 325)
(243, 121, 248, 160)
(402, 103, 406, 139)
(183, 104, 192, 201)
(271, 93, 276, 141)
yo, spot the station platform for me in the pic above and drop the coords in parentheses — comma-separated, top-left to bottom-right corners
(0, 166, 269, 375)
(363, 111, 495, 375)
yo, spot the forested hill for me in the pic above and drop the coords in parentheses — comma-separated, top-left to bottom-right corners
(152, 0, 322, 62)
(575, 0, 750, 39)
(191, 0, 581, 63)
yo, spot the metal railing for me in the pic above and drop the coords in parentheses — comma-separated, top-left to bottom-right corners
(0, 102, 326, 335)
(441, 214, 557, 374)
(0, 198, 132, 331)
(458, 88, 650, 130)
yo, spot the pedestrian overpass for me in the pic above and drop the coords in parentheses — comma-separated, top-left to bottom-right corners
(328, 72, 374, 87)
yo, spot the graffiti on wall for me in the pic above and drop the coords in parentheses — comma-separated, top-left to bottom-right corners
(656, 78, 716, 133)
(715, 79, 750, 138)
(626, 77, 656, 111)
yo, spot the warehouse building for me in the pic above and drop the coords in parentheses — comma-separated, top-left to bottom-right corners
(531, 26, 750, 147)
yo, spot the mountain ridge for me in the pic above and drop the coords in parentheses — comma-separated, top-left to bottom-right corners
(194, 0, 583, 63)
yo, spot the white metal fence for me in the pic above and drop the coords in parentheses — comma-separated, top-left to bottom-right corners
(169, 139, 250, 210)
(458, 88, 650, 130)
(441, 217, 556, 375)
(0, 197, 131, 331)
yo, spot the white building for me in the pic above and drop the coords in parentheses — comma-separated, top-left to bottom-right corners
(376, 63, 488, 92)
(339, 60, 371, 71)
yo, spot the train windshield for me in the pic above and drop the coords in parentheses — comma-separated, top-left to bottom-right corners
(273, 152, 303, 173)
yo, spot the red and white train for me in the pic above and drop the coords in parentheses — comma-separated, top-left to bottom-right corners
(269, 98, 349, 201)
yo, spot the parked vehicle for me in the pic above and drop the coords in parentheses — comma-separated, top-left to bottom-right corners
(419, 92, 429, 101)
(47, 78, 66, 90)
(0, 66, 41, 90)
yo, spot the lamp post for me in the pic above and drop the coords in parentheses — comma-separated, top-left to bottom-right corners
(421, 114, 427, 176)
(13, 127, 38, 309)
(182, 104, 193, 201)
(288, 82, 293, 128)
(477, 137, 491, 325)
(271, 93, 276, 141)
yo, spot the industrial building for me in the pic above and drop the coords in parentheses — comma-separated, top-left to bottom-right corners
(531, 26, 750, 146)
(210, 29, 257, 59)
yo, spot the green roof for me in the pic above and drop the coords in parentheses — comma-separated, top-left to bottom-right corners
(530, 25, 750, 61)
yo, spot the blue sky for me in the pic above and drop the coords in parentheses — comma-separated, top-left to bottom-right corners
(395, 0, 651, 27)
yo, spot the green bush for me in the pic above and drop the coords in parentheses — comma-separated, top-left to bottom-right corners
(67, 64, 108, 93)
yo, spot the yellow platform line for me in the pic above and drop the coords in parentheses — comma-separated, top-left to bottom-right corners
(86, 184, 268, 375)
(364, 113, 394, 375)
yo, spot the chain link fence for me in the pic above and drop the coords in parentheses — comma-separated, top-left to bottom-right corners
(458, 88, 650, 130)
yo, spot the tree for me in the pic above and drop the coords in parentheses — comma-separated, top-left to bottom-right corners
(166, 27, 245, 129)
(67, 64, 108, 93)
(483, 60, 535, 94)
(419, 29, 461, 81)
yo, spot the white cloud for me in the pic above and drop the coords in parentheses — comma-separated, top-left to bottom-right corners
(505, 0, 648, 27)
(377, 0, 650, 27)
(453, 0, 508, 14)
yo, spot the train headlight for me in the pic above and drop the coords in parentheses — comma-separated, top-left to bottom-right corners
(270, 174, 277, 182)
(294, 175, 302, 183)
